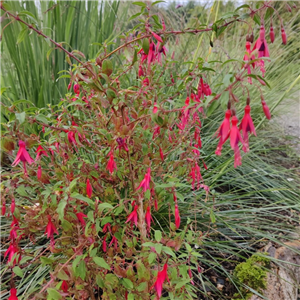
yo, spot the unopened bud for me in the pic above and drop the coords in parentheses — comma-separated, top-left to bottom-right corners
(281, 26, 287, 45)
(269, 26, 275, 43)
(246, 97, 250, 105)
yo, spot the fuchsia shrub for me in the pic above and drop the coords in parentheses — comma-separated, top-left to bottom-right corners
(0, 2, 295, 299)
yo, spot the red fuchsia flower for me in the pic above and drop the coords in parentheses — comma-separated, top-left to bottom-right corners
(8, 288, 18, 300)
(76, 212, 87, 227)
(12, 140, 34, 176)
(11, 198, 15, 215)
(153, 102, 158, 114)
(35, 145, 48, 160)
(215, 110, 231, 155)
(243, 41, 256, 84)
(174, 204, 181, 229)
(189, 162, 203, 190)
(4, 242, 20, 266)
(86, 178, 92, 198)
(67, 82, 72, 90)
(45, 215, 58, 247)
(61, 280, 69, 293)
(156, 42, 167, 65)
(2, 202, 6, 216)
(136, 168, 151, 192)
(152, 125, 161, 140)
(261, 100, 271, 119)
(269, 26, 275, 43)
(37, 165, 42, 180)
(116, 137, 129, 152)
(151, 31, 163, 43)
(67, 131, 77, 145)
(239, 105, 256, 152)
(198, 78, 212, 99)
(253, 25, 270, 58)
(151, 263, 170, 299)
(102, 235, 107, 252)
(73, 83, 80, 94)
(281, 26, 287, 45)
(102, 223, 111, 234)
(154, 199, 158, 211)
(10, 216, 19, 240)
(159, 147, 164, 161)
(188, 268, 195, 285)
(138, 65, 144, 77)
(145, 206, 153, 234)
(229, 116, 245, 168)
(125, 205, 139, 227)
(106, 151, 117, 174)
(109, 235, 118, 251)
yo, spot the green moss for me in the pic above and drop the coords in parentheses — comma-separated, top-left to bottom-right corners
(233, 253, 270, 300)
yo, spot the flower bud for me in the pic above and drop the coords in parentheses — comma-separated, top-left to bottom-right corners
(269, 26, 275, 43)
(281, 26, 287, 45)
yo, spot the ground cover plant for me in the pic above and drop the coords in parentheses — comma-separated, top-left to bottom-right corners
(1, 1, 299, 300)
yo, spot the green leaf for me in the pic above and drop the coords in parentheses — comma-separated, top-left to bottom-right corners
(253, 14, 261, 25)
(210, 208, 216, 223)
(121, 278, 134, 290)
(98, 203, 114, 211)
(16, 185, 28, 197)
(77, 260, 86, 280)
(264, 7, 274, 20)
(152, 0, 165, 5)
(175, 279, 191, 289)
(154, 243, 162, 254)
(36, 114, 49, 124)
(162, 246, 176, 258)
(1, 87, 7, 95)
(132, 2, 147, 7)
(71, 192, 94, 206)
(93, 257, 111, 270)
(57, 270, 69, 281)
(57, 200, 67, 220)
(41, 256, 54, 266)
(235, 4, 250, 11)
(47, 288, 62, 300)
(142, 242, 156, 248)
(17, 28, 28, 44)
(13, 266, 24, 277)
(148, 252, 156, 264)
(137, 281, 147, 292)
(128, 12, 142, 21)
(155, 230, 162, 242)
(15, 112, 26, 124)
(18, 10, 38, 24)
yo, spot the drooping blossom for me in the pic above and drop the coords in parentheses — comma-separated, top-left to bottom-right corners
(229, 116, 244, 168)
(151, 264, 169, 299)
(174, 204, 181, 229)
(106, 151, 117, 174)
(12, 140, 34, 176)
(2, 202, 6, 216)
(253, 25, 270, 58)
(138, 66, 144, 77)
(109, 235, 118, 251)
(125, 205, 138, 227)
(61, 280, 69, 293)
(102, 235, 107, 252)
(73, 83, 80, 95)
(198, 78, 212, 99)
(136, 168, 151, 192)
(8, 288, 18, 300)
(116, 137, 129, 152)
(239, 105, 256, 152)
(45, 215, 58, 247)
(215, 110, 231, 155)
(189, 162, 203, 190)
(153, 102, 158, 114)
(4, 242, 20, 266)
(11, 198, 15, 214)
(188, 268, 195, 285)
(145, 206, 153, 234)
(281, 26, 287, 45)
(10, 216, 19, 240)
(151, 31, 163, 43)
(154, 199, 158, 211)
(37, 165, 42, 180)
(152, 125, 161, 140)
(261, 100, 271, 119)
(35, 145, 48, 160)
(243, 41, 256, 84)
(76, 212, 87, 227)
(159, 147, 164, 161)
(269, 26, 275, 43)
(86, 178, 92, 198)
(103, 223, 111, 234)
